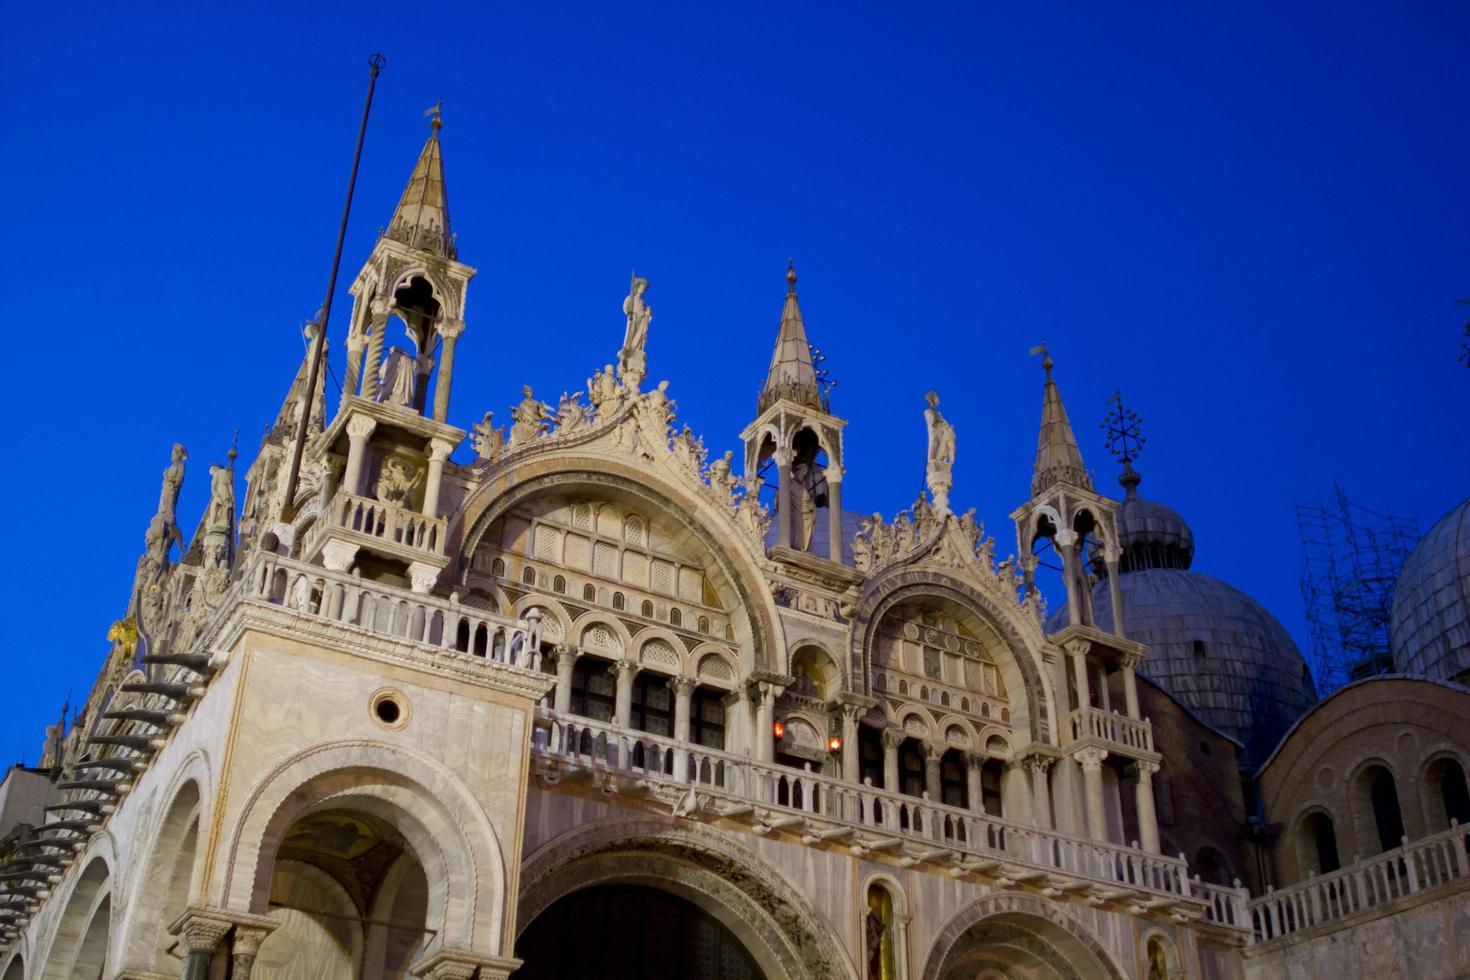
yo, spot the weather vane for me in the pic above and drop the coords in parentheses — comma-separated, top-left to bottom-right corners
(1101, 389, 1146, 465)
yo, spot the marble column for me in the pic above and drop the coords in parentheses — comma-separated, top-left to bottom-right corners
(1057, 531, 1081, 627)
(1026, 756, 1054, 829)
(1132, 760, 1161, 852)
(360, 300, 390, 399)
(422, 438, 453, 519)
(671, 676, 696, 778)
(839, 705, 861, 783)
(754, 683, 777, 762)
(1068, 640, 1091, 716)
(552, 646, 578, 715)
(231, 925, 274, 980)
(612, 660, 640, 728)
(1077, 747, 1110, 842)
(343, 415, 378, 497)
(965, 753, 984, 812)
(725, 686, 751, 757)
(1121, 655, 1142, 720)
(432, 319, 465, 422)
(923, 744, 942, 801)
(1105, 554, 1127, 637)
(826, 468, 844, 563)
(882, 729, 903, 793)
(1003, 761, 1033, 824)
(171, 911, 232, 980)
(774, 447, 794, 550)
(343, 326, 368, 412)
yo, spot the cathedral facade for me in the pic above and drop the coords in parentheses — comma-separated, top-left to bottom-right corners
(0, 121, 1467, 980)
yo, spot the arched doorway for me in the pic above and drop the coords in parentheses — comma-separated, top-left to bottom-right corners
(40, 857, 111, 980)
(922, 900, 1123, 980)
(516, 883, 761, 979)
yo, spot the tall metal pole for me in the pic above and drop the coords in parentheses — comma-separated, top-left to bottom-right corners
(282, 53, 386, 520)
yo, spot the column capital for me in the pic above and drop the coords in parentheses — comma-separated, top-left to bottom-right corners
(773, 445, 794, 466)
(1022, 754, 1055, 775)
(611, 659, 641, 678)
(965, 751, 985, 771)
(438, 318, 466, 341)
(1075, 747, 1109, 771)
(1129, 759, 1160, 778)
(410, 948, 522, 980)
(346, 414, 378, 440)
(1053, 529, 1079, 549)
(839, 701, 866, 723)
(1119, 652, 1143, 671)
(667, 675, 698, 695)
(168, 905, 277, 954)
(881, 728, 905, 750)
(369, 296, 393, 320)
(427, 437, 455, 461)
(232, 924, 276, 958)
(1062, 637, 1092, 659)
(921, 741, 944, 761)
(551, 644, 580, 669)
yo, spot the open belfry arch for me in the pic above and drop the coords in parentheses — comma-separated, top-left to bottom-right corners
(20, 83, 1470, 980)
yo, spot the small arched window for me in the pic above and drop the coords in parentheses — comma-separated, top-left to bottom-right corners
(725, 624, 735, 640)
(898, 680, 908, 696)
(670, 608, 682, 627)
(940, 692, 950, 707)
(612, 592, 626, 611)
(1300, 810, 1340, 874)
(1000, 708, 1009, 723)
(698, 615, 710, 634)
(583, 583, 596, 602)
(491, 558, 506, 577)
(641, 600, 654, 618)
(553, 575, 566, 594)
(1428, 757, 1470, 828)
(1367, 766, 1405, 852)
(522, 567, 537, 586)
(961, 697, 970, 713)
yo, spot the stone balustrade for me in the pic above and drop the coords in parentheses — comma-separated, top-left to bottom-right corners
(531, 709, 1222, 916)
(1069, 705, 1154, 754)
(248, 554, 543, 673)
(305, 489, 448, 561)
(1247, 821, 1470, 945)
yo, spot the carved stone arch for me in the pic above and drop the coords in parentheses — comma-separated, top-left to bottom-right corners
(219, 738, 508, 953)
(572, 612, 631, 659)
(920, 891, 1126, 980)
(386, 264, 459, 321)
(638, 635, 683, 675)
(513, 594, 572, 638)
(1023, 504, 1065, 553)
(0, 950, 23, 980)
(454, 461, 783, 671)
(1140, 927, 1183, 980)
(788, 640, 845, 698)
(895, 705, 935, 740)
(850, 572, 1052, 744)
(519, 816, 858, 980)
(35, 837, 116, 980)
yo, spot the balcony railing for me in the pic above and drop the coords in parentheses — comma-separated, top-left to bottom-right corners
(530, 710, 1233, 920)
(245, 554, 544, 673)
(305, 490, 448, 561)
(1247, 822, 1470, 945)
(1069, 706, 1154, 754)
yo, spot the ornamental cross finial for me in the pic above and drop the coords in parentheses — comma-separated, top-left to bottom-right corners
(1101, 389, 1146, 465)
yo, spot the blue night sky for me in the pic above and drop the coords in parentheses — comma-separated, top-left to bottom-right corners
(1, 3, 1466, 765)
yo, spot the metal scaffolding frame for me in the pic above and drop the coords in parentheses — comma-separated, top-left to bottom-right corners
(1296, 484, 1419, 695)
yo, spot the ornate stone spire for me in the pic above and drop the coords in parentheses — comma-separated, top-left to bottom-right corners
(1030, 345, 1092, 495)
(384, 105, 455, 259)
(759, 261, 822, 413)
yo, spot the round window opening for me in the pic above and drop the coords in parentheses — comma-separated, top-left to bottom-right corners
(369, 688, 410, 730)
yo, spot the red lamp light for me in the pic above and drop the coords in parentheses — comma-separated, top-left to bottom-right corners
(772, 721, 785, 739)
(828, 736, 843, 752)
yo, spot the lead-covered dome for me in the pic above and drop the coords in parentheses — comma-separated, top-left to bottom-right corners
(1391, 495, 1470, 684)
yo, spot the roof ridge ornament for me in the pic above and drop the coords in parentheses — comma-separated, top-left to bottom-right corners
(1101, 389, 1147, 501)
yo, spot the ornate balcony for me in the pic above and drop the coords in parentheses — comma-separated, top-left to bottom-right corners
(530, 710, 1238, 927)
(1068, 705, 1154, 755)
(302, 489, 450, 584)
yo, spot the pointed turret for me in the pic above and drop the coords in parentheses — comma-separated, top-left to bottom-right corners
(1031, 349, 1092, 496)
(758, 262, 822, 413)
(384, 107, 454, 259)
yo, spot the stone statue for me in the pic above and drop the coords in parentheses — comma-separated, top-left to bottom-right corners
(892, 510, 917, 554)
(672, 425, 706, 474)
(374, 457, 421, 506)
(912, 494, 936, 540)
(868, 513, 894, 564)
(509, 386, 552, 448)
(472, 411, 505, 461)
(158, 443, 187, 521)
(619, 275, 651, 386)
(379, 348, 417, 407)
(852, 517, 874, 571)
(792, 462, 817, 552)
(555, 391, 591, 436)
(924, 390, 956, 514)
(588, 364, 621, 418)
(206, 464, 234, 533)
(707, 450, 739, 504)
(642, 380, 675, 437)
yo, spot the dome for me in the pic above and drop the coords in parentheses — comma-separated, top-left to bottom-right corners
(1391, 495, 1470, 684)
(1047, 569, 1318, 767)
(1115, 496, 1195, 571)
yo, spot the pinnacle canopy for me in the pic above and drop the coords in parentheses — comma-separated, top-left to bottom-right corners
(385, 127, 455, 260)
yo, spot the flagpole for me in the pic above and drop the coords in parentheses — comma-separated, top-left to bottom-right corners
(282, 52, 386, 519)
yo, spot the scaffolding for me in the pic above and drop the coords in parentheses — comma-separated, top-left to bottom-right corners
(1297, 484, 1419, 696)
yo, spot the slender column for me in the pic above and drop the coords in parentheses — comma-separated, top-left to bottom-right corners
(432, 318, 465, 422)
(1121, 654, 1141, 720)
(612, 660, 640, 728)
(342, 415, 378, 496)
(1096, 664, 1112, 711)
(1068, 640, 1091, 715)
(1056, 531, 1081, 627)
(1105, 554, 1127, 636)
(923, 743, 942, 801)
(552, 646, 578, 715)
(423, 437, 453, 518)
(1132, 760, 1161, 852)
(231, 926, 273, 980)
(671, 676, 696, 778)
(1077, 747, 1109, 842)
(882, 729, 903, 792)
(1003, 761, 1033, 824)
(839, 704, 861, 783)
(965, 753, 984, 812)
(754, 683, 778, 762)
(774, 447, 794, 550)
(360, 300, 390, 399)
(343, 328, 367, 412)
(826, 468, 844, 563)
(1026, 756, 1054, 829)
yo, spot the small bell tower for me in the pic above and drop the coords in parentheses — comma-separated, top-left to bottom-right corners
(740, 263, 848, 565)
(299, 108, 473, 593)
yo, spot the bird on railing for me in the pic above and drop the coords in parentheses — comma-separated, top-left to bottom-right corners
(674, 785, 700, 818)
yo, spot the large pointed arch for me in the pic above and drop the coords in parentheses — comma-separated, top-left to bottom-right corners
(850, 569, 1055, 745)
(454, 453, 784, 672)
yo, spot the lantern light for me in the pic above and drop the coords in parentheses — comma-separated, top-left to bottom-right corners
(772, 721, 785, 739)
(828, 736, 843, 752)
